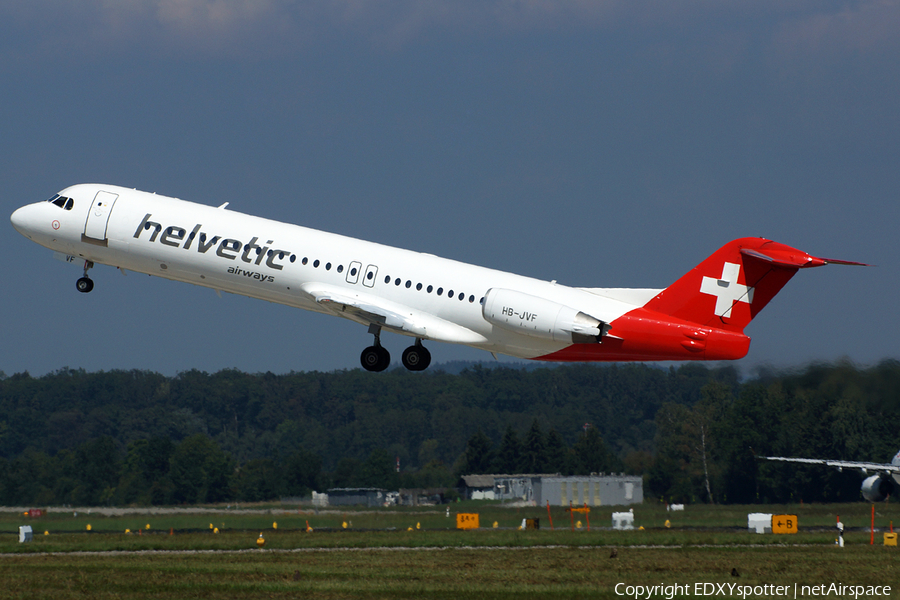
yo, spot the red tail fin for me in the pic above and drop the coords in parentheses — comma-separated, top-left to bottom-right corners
(643, 238, 831, 333)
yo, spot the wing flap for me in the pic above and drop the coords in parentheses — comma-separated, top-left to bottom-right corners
(299, 283, 487, 344)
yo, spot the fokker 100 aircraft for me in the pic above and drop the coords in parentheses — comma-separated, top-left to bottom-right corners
(11, 184, 866, 371)
(761, 451, 900, 502)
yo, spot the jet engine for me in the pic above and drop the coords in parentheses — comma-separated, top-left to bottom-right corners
(482, 288, 610, 344)
(861, 474, 893, 502)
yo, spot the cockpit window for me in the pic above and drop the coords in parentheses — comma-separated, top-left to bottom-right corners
(46, 194, 74, 210)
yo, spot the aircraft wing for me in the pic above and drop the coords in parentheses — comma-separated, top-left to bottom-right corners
(299, 282, 487, 344)
(761, 456, 900, 474)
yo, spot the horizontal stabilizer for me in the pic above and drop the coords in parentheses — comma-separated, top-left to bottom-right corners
(741, 248, 871, 269)
(818, 257, 872, 267)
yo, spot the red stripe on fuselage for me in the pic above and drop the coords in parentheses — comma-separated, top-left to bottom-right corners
(535, 307, 751, 362)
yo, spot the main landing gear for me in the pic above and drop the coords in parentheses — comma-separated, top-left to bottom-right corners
(360, 326, 432, 372)
(360, 344, 391, 372)
(401, 339, 431, 372)
(76, 261, 94, 293)
(360, 325, 391, 372)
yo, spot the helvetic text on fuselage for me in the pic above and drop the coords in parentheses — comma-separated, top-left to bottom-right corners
(133, 212, 292, 273)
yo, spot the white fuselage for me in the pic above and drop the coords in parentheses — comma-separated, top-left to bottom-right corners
(12, 184, 651, 361)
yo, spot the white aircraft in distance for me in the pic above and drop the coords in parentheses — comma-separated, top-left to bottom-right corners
(761, 451, 900, 502)
(11, 184, 867, 372)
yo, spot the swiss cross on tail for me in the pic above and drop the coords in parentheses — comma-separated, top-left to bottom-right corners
(643, 237, 869, 335)
(699, 262, 754, 318)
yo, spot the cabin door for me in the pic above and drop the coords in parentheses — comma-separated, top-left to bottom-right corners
(83, 190, 119, 242)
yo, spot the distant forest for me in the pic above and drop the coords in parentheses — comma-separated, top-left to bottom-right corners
(0, 360, 897, 506)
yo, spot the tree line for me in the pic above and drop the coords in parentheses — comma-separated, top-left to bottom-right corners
(649, 361, 900, 503)
(0, 359, 896, 505)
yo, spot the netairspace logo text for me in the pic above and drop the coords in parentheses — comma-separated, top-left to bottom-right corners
(615, 582, 892, 599)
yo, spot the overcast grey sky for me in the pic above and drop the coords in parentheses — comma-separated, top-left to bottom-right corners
(3, 0, 897, 376)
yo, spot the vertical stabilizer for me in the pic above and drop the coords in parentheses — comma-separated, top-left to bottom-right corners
(642, 238, 829, 332)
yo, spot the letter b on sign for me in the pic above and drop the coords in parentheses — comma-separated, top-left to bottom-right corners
(772, 514, 798, 534)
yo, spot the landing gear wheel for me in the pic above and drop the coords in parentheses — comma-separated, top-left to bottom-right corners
(360, 345, 390, 372)
(402, 343, 431, 371)
(77, 260, 95, 293)
(76, 277, 94, 293)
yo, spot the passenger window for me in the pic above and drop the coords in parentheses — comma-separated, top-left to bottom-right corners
(458, 292, 464, 301)
(395, 278, 401, 286)
(437, 288, 443, 296)
(416, 283, 422, 291)
(405, 280, 412, 288)
(337, 265, 343, 273)
(384, 276, 391, 284)
(325, 262, 331, 271)
(468, 295, 475, 303)
(302, 257, 308, 265)
(448, 289, 454, 297)
(427, 285, 433, 293)
(313, 259, 320, 268)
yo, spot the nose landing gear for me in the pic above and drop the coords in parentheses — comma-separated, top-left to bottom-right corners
(76, 261, 94, 293)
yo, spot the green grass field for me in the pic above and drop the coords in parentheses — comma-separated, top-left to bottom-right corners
(2, 500, 896, 537)
(0, 502, 896, 599)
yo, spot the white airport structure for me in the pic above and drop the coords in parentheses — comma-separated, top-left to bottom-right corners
(461, 474, 643, 506)
(612, 511, 635, 530)
(748, 513, 773, 534)
(18, 526, 33, 543)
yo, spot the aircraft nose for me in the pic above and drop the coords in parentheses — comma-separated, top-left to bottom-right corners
(10, 203, 40, 238)
(10, 205, 28, 235)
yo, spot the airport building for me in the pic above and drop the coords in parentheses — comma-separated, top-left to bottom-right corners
(323, 488, 388, 507)
(461, 474, 643, 507)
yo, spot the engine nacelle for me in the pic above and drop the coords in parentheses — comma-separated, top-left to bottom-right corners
(482, 288, 609, 344)
(861, 474, 893, 502)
